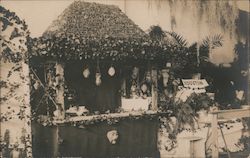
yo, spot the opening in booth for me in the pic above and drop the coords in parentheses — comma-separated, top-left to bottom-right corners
(63, 60, 155, 114)
(64, 61, 121, 113)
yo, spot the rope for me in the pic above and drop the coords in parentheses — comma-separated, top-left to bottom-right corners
(30, 67, 58, 108)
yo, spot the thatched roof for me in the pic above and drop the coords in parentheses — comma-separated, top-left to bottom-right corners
(29, 1, 186, 63)
(43, 1, 147, 40)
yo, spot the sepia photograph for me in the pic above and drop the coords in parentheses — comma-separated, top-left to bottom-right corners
(0, 0, 249, 157)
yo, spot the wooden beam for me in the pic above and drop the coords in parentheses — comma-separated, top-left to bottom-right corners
(211, 108, 250, 120)
(211, 113, 219, 158)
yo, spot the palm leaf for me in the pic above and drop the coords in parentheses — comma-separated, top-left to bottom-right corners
(201, 34, 223, 49)
(166, 31, 188, 47)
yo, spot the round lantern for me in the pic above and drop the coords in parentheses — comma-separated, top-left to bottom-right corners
(107, 130, 119, 144)
(108, 66, 115, 76)
(141, 83, 148, 93)
(166, 62, 171, 68)
(83, 67, 90, 78)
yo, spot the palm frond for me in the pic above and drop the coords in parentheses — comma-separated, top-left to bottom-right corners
(201, 34, 223, 49)
(166, 31, 188, 47)
(188, 42, 197, 52)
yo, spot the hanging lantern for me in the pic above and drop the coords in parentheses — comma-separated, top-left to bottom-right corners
(131, 67, 139, 79)
(95, 60, 101, 86)
(141, 83, 148, 93)
(130, 84, 137, 97)
(145, 71, 151, 83)
(33, 81, 40, 90)
(166, 62, 171, 68)
(108, 66, 115, 76)
(107, 130, 119, 144)
(96, 72, 102, 86)
(83, 67, 90, 78)
(162, 69, 169, 87)
(158, 70, 162, 80)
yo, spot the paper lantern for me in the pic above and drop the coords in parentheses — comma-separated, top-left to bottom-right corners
(95, 72, 102, 86)
(141, 84, 148, 93)
(33, 81, 40, 90)
(83, 68, 90, 78)
(145, 71, 151, 83)
(162, 69, 169, 87)
(130, 84, 137, 97)
(131, 67, 139, 79)
(53, 109, 60, 117)
(108, 66, 115, 76)
(166, 62, 171, 68)
(107, 130, 119, 144)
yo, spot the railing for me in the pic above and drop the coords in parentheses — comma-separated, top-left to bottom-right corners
(210, 108, 250, 158)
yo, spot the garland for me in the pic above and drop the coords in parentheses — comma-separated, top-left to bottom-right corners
(28, 35, 187, 61)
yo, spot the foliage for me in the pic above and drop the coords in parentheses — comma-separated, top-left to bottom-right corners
(166, 31, 188, 47)
(44, 1, 148, 40)
(238, 136, 250, 152)
(201, 34, 223, 49)
(149, 25, 165, 41)
(28, 35, 185, 61)
(35, 110, 169, 127)
(159, 90, 215, 141)
(1, 130, 10, 157)
(0, 6, 32, 158)
(0, 6, 29, 63)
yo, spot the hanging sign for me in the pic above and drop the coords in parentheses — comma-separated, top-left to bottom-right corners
(181, 79, 208, 89)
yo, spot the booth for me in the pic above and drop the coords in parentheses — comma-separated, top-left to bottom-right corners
(28, 1, 249, 158)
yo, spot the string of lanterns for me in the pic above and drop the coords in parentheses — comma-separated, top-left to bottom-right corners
(82, 63, 117, 86)
(81, 62, 173, 96)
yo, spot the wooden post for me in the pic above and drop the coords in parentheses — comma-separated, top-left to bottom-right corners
(55, 62, 65, 119)
(248, 64, 250, 104)
(151, 68, 158, 111)
(211, 113, 219, 158)
(22, 61, 32, 157)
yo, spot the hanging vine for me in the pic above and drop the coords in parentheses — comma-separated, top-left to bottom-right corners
(0, 6, 32, 158)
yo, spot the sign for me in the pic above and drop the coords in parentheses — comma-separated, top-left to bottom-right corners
(182, 79, 209, 88)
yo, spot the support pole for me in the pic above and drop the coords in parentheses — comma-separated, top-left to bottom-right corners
(211, 113, 219, 158)
(151, 68, 158, 111)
